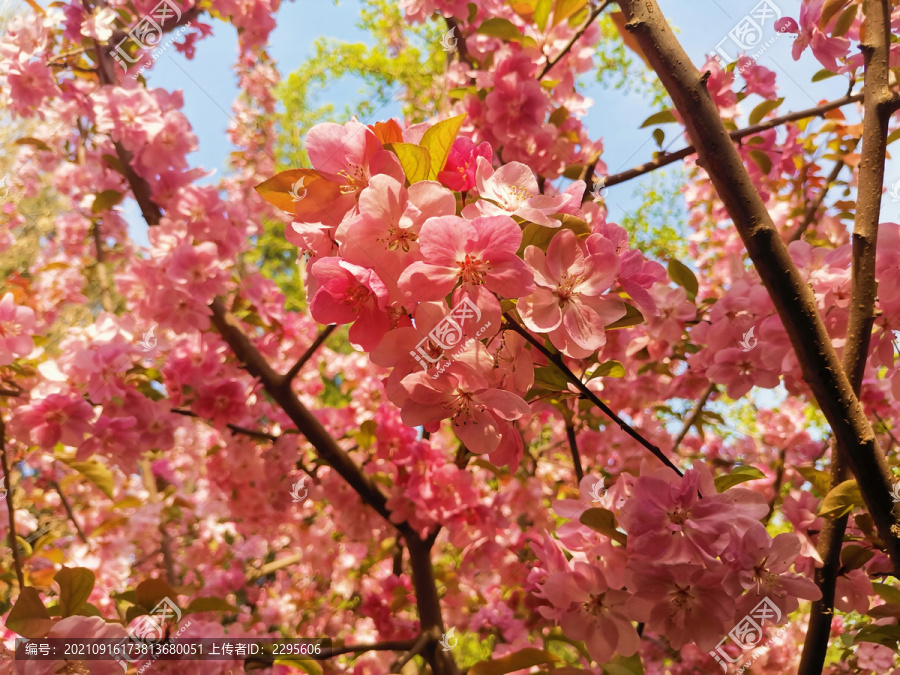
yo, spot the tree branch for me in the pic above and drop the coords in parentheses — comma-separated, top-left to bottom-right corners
(503, 313, 683, 476)
(564, 422, 584, 482)
(281, 324, 337, 390)
(799, 1, 899, 671)
(538, 0, 612, 80)
(170, 408, 280, 442)
(50, 480, 88, 544)
(602, 93, 864, 190)
(671, 382, 715, 454)
(788, 139, 859, 242)
(616, 0, 900, 570)
(1, 418, 25, 588)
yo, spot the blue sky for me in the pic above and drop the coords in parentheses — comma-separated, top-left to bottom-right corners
(121, 0, 900, 239)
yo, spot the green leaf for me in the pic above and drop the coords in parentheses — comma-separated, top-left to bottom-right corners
(667, 259, 698, 299)
(639, 110, 676, 128)
(384, 143, 431, 184)
(606, 303, 644, 329)
(579, 508, 627, 545)
(7, 587, 54, 638)
(796, 466, 831, 496)
(551, 0, 588, 27)
(55, 567, 95, 618)
(820, 0, 850, 27)
(811, 69, 838, 82)
(887, 128, 900, 146)
(873, 582, 900, 606)
(748, 149, 772, 174)
(534, 0, 552, 31)
(469, 648, 558, 675)
(135, 578, 179, 611)
(839, 544, 875, 571)
(519, 216, 590, 255)
(532, 366, 570, 392)
(476, 17, 536, 46)
(818, 479, 864, 519)
(419, 114, 466, 180)
(588, 361, 625, 379)
(652, 128, 665, 148)
(832, 4, 857, 37)
(748, 97, 784, 125)
(91, 190, 125, 214)
(448, 86, 477, 100)
(15, 137, 52, 152)
(856, 624, 900, 650)
(714, 465, 766, 492)
(602, 652, 645, 675)
(57, 457, 115, 499)
(184, 597, 238, 615)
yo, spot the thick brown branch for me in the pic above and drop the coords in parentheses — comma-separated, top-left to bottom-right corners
(800, 1, 898, 672)
(617, 0, 900, 570)
(209, 299, 412, 537)
(503, 313, 683, 476)
(603, 93, 863, 190)
(1, 418, 25, 588)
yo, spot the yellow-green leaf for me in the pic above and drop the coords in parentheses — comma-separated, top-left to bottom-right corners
(667, 259, 698, 299)
(15, 137, 52, 152)
(254, 168, 340, 219)
(469, 648, 558, 675)
(588, 361, 625, 379)
(748, 97, 784, 126)
(820, 0, 850, 27)
(534, 0, 552, 31)
(58, 457, 115, 499)
(748, 149, 773, 174)
(7, 587, 54, 638)
(274, 658, 323, 675)
(796, 466, 831, 496)
(818, 479, 864, 519)
(579, 508, 627, 545)
(606, 303, 644, 329)
(552, 0, 588, 27)
(639, 110, 676, 128)
(714, 465, 766, 492)
(419, 114, 466, 180)
(55, 567, 95, 618)
(476, 17, 536, 46)
(91, 190, 125, 214)
(603, 652, 645, 675)
(384, 143, 431, 184)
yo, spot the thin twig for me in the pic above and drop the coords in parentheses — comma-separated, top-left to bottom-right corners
(671, 382, 716, 453)
(317, 637, 420, 659)
(602, 93, 864, 190)
(564, 422, 584, 482)
(50, 480, 88, 544)
(282, 324, 337, 388)
(502, 312, 683, 476)
(1, 418, 25, 587)
(392, 629, 439, 672)
(538, 0, 612, 79)
(170, 408, 279, 442)
(762, 447, 787, 527)
(788, 139, 859, 242)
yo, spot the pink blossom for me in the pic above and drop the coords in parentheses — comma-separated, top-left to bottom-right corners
(0, 292, 35, 365)
(776, 1, 851, 71)
(398, 215, 534, 306)
(536, 562, 640, 664)
(399, 362, 529, 454)
(436, 136, 493, 192)
(519, 229, 624, 358)
(192, 379, 249, 430)
(10, 392, 94, 449)
(308, 258, 391, 351)
(463, 157, 570, 227)
(737, 58, 778, 99)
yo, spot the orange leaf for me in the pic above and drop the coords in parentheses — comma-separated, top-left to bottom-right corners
(370, 119, 404, 145)
(256, 169, 352, 225)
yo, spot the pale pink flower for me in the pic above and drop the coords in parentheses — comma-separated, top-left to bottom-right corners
(16, 616, 128, 675)
(0, 292, 35, 365)
(10, 392, 94, 449)
(463, 157, 570, 227)
(519, 229, 624, 358)
(399, 361, 529, 454)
